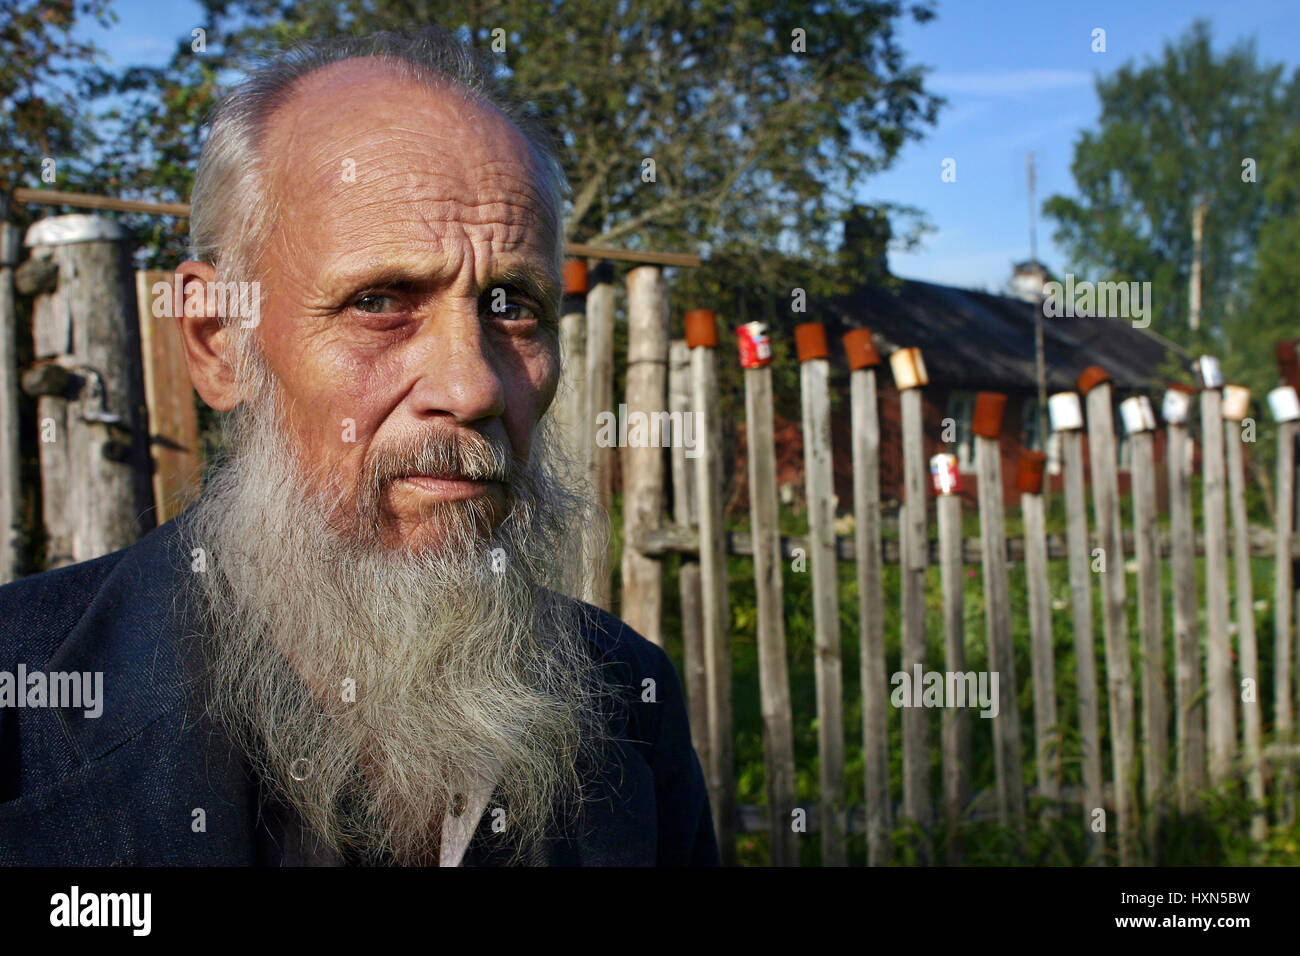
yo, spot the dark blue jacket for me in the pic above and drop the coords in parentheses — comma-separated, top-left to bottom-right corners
(0, 512, 718, 866)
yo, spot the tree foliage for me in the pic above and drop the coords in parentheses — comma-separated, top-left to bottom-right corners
(0, 0, 116, 219)
(93, 1, 940, 298)
(1044, 20, 1297, 366)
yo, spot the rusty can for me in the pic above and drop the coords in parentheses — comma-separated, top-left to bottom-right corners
(736, 321, 772, 369)
(930, 452, 962, 496)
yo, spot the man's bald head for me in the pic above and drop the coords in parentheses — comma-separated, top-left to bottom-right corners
(190, 28, 567, 299)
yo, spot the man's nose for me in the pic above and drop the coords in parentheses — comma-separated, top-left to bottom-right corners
(406, 306, 507, 424)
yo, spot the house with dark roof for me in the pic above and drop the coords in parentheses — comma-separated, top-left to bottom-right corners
(814, 260, 1189, 509)
(721, 205, 1189, 514)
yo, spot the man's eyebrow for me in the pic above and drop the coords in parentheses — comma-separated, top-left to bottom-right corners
(333, 260, 560, 315)
(487, 263, 561, 317)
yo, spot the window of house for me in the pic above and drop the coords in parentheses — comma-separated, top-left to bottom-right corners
(1021, 396, 1044, 452)
(946, 391, 976, 471)
(1021, 396, 1062, 475)
(1116, 405, 1132, 471)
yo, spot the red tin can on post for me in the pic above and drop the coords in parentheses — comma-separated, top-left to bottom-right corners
(736, 321, 773, 368)
(930, 452, 962, 495)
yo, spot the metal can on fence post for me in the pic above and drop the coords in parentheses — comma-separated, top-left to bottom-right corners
(736, 321, 772, 368)
(930, 452, 962, 495)
(1162, 384, 1194, 425)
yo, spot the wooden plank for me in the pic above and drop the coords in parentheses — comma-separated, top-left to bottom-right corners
(1226, 418, 1266, 840)
(1061, 427, 1105, 863)
(937, 490, 970, 859)
(634, 522, 1299, 563)
(976, 433, 1025, 832)
(555, 288, 588, 485)
(901, 388, 928, 573)
(1086, 381, 1137, 865)
(690, 336, 736, 864)
(899, 387, 932, 853)
(583, 268, 616, 609)
(1275, 420, 1297, 822)
(799, 352, 846, 866)
(14, 186, 191, 217)
(135, 271, 201, 522)
(1168, 421, 1206, 811)
(849, 366, 892, 866)
(669, 340, 708, 783)
(1023, 489, 1060, 819)
(0, 221, 23, 582)
(566, 242, 702, 268)
(619, 266, 668, 645)
(28, 217, 154, 564)
(744, 363, 799, 866)
(14, 189, 705, 267)
(1201, 388, 1236, 785)
(1130, 428, 1168, 847)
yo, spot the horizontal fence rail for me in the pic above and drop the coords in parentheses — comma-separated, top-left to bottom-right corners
(632, 525, 1300, 563)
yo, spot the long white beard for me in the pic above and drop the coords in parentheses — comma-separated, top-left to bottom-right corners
(184, 356, 615, 865)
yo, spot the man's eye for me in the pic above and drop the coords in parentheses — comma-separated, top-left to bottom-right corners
(484, 292, 539, 323)
(354, 293, 400, 314)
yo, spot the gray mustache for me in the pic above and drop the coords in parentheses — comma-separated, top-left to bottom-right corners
(368, 429, 513, 486)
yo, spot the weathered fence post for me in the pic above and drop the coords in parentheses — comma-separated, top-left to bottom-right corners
(1162, 384, 1206, 811)
(669, 338, 708, 780)
(1051, 390, 1105, 864)
(1019, 449, 1059, 821)
(1197, 357, 1236, 786)
(844, 329, 892, 867)
(1223, 384, 1266, 841)
(933, 449, 970, 859)
(795, 323, 846, 866)
(892, 346, 932, 855)
(0, 199, 22, 582)
(973, 391, 1025, 834)
(556, 260, 589, 483)
(21, 215, 154, 566)
(740, 321, 799, 866)
(584, 261, 616, 609)
(1121, 394, 1168, 849)
(1279, 342, 1300, 759)
(621, 265, 667, 645)
(686, 309, 736, 865)
(135, 271, 201, 523)
(1270, 383, 1299, 822)
(1081, 366, 1137, 865)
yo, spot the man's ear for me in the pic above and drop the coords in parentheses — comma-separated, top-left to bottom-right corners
(174, 261, 243, 412)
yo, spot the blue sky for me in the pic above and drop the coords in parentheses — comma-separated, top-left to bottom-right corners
(78, 0, 1300, 293)
(869, 0, 1300, 291)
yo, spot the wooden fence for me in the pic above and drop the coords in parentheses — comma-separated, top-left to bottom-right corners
(558, 261, 1300, 867)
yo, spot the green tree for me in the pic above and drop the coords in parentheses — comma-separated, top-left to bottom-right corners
(0, 0, 116, 217)
(1043, 20, 1294, 352)
(1242, 87, 1300, 394)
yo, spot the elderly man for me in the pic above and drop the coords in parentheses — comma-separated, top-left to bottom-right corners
(0, 28, 718, 867)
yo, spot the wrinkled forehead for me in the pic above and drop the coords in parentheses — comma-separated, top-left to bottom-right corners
(260, 57, 558, 272)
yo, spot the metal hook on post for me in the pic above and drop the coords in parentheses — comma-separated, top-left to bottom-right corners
(75, 365, 123, 427)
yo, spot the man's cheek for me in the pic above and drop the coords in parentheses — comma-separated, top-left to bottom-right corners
(527, 345, 561, 414)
